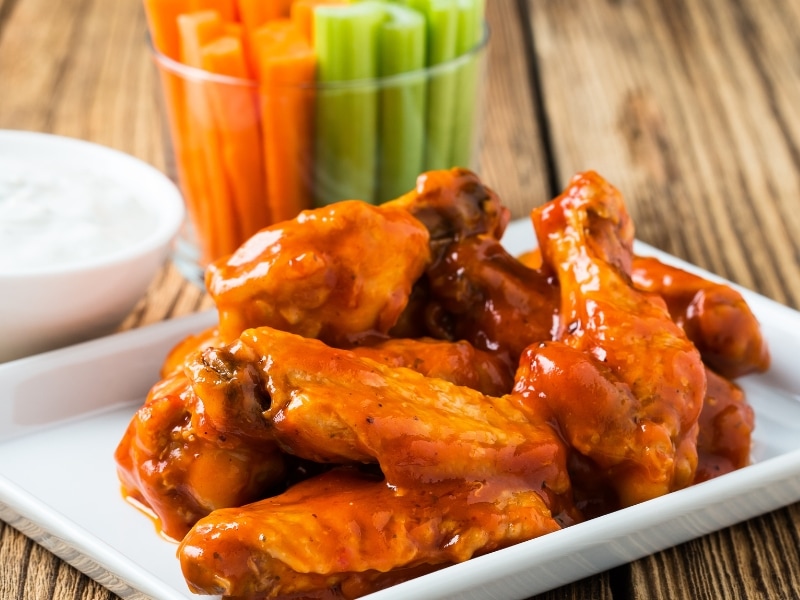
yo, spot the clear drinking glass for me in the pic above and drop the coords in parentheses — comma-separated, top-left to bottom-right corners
(151, 28, 489, 285)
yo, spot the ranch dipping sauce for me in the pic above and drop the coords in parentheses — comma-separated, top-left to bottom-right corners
(0, 157, 155, 272)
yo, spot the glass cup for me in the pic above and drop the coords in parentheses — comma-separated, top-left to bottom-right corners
(151, 28, 489, 286)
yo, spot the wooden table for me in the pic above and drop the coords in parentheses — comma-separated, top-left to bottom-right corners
(2, 0, 799, 598)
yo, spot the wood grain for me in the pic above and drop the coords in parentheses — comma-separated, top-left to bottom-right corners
(478, 0, 551, 218)
(630, 504, 800, 599)
(1, 0, 799, 599)
(525, 0, 800, 309)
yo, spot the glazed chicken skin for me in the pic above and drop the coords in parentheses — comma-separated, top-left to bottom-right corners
(113, 167, 767, 600)
(159, 326, 222, 377)
(631, 256, 770, 378)
(348, 336, 514, 396)
(187, 326, 575, 520)
(179, 327, 578, 597)
(179, 468, 562, 599)
(118, 329, 521, 540)
(205, 169, 509, 349)
(423, 234, 560, 366)
(114, 372, 287, 540)
(522, 171, 706, 514)
(184, 332, 525, 447)
(206, 199, 431, 345)
(694, 368, 755, 483)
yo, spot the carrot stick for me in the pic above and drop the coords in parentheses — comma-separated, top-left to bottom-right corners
(143, 0, 237, 60)
(152, 67, 212, 261)
(235, 0, 294, 34)
(252, 20, 316, 222)
(220, 21, 258, 78)
(201, 35, 271, 241)
(178, 10, 241, 261)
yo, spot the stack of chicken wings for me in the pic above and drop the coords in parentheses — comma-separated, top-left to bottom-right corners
(115, 169, 769, 599)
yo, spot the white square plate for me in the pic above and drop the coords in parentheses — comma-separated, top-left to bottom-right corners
(1, 219, 799, 600)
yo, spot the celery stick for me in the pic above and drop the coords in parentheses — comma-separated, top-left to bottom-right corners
(450, 0, 486, 168)
(401, 0, 459, 170)
(376, 3, 427, 202)
(455, 0, 484, 55)
(313, 2, 387, 206)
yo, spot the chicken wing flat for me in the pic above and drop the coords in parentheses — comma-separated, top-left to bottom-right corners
(179, 468, 562, 599)
(525, 171, 706, 513)
(184, 333, 515, 442)
(205, 200, 431, 345)
(114, 372, 286, 540)
(631, 256, 770, 378)
(424, 234, 559, 365)
(185, 326, 576, 523)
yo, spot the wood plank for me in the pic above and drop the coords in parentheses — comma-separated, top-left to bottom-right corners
(480, 0, 552, 219)
(630, 504, 800, 599)
(525, 0, 800, 309)
(0, 0, 165, 167)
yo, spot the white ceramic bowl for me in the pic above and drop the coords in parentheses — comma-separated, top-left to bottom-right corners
(0, 131, 184, 363)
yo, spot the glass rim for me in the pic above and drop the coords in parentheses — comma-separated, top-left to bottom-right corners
(149, 23, 490, 90)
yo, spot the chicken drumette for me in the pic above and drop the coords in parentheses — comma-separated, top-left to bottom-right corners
(423, 234, 560, 366)
(206, 199, 431, 345)
(521, 171, 706, 515)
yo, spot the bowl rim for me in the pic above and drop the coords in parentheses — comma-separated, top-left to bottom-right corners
(0, 130, 185, 279)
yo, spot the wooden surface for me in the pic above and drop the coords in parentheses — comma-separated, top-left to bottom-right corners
(1, 0, 799, 598)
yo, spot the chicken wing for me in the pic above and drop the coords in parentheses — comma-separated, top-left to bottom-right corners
(423, 234, 559, 365)
(186, 326, 576, 522)
(631, 256, 770, 378)
(383, 168, 510, 246)
(178, 325, 577, 598)
(159, 326, 222, 377)
(205, 200, 431, 345)
(114, 372, 286, 540)
(178, 468, 562, 599)
(694, 368, 755, 483)
(523, 171, 706, 513)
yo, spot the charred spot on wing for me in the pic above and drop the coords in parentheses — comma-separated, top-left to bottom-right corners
(201, 347, 235, 380)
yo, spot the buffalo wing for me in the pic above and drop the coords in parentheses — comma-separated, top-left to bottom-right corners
(424, 234, 559, 365)
(179, 468, 562, 599)
(114, 373, 286, 540)
(112, 168, 768, 599)
(525, 171, 706, 513)
(631, 256, 770, 378)
(186, 326, 576, 522)
(206, 200, 431, 345)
